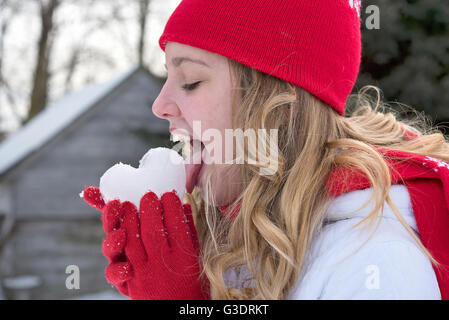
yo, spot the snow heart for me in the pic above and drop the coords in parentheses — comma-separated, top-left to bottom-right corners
(98, 147, 186, 210)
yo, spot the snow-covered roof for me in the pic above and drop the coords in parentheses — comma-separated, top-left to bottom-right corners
(0, 66, 139, 176)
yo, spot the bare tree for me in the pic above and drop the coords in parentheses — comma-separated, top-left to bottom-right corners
(63, 44, 82, 93)
(2, 0, 159, 130)
(0, 0, 8, 82)
(61, 0, 151, 91)
(62, 45, 117, 93)
(25, 0, 61, 124)
(137, 0, 151, 67)
(0, 0, 23, 124)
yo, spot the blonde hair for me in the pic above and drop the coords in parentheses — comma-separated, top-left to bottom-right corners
(184, 58, 449, 300)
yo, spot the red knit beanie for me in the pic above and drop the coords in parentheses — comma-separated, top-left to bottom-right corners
(159, 0, 362, 116)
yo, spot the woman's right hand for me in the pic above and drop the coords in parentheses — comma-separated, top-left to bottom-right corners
(82, 186, 210, 300)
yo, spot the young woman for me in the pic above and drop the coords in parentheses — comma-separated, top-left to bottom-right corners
(84, 0, 449, 299)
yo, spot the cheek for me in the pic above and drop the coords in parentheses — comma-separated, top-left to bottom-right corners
(202, 91, 233, 135)
(201, 76, 233, 118)
(179, 77, 234, 142)
(183, 98, 233, 136)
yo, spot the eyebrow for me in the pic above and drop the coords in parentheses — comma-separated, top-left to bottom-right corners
(164, 56, 211, 70)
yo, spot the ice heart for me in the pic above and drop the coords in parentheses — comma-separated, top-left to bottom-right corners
(99, 147, 186, 210)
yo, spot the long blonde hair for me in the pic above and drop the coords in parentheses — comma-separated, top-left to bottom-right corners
(184, 58, 449, 300)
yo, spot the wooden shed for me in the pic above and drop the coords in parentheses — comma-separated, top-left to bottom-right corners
(0, 66, 170, 299)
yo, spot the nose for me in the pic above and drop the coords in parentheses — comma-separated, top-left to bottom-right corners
(152, 83, 181, 120)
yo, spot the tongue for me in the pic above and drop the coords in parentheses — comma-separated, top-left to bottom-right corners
(184, 139, 204, 194)
(185, 162, 202, 194)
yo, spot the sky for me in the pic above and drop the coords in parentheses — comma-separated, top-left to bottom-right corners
(0, 0, 181, 133)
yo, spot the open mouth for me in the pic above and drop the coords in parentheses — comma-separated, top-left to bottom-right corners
(171, 133, 205, 159)
(171, 133, 205, 193)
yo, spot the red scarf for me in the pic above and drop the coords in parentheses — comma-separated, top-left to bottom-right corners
(219, 146, 449, 299)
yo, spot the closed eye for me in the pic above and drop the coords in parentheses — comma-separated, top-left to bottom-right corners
(182, 81, 201, 91)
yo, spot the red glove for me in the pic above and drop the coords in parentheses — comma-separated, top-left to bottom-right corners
(82, 186, 210, 300)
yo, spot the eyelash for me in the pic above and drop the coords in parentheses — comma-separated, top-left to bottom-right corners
(182, 81, 201, 91)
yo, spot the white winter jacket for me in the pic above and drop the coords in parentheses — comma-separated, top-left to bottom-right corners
(224, 184, 441, 299)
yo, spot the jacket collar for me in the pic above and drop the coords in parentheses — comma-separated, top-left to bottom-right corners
(324, 184, 418, 232)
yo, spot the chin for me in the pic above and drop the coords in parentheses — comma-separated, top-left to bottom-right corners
(199, 181, 237, 207)
(197, 164, 241, 206)
(197, 176, 224, 206)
